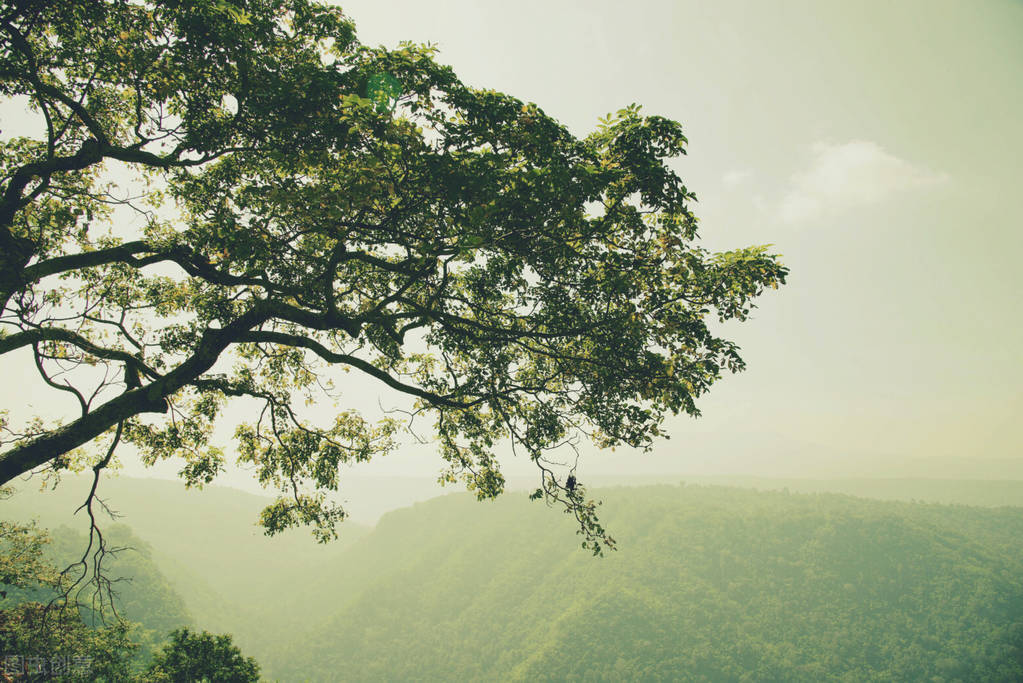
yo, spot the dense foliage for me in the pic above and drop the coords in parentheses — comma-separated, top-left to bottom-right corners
(143, 628, 259, 682)
(0, 601, 136, 682)
(0, 0, 786, 550)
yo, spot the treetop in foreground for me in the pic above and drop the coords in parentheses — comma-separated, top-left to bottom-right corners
(0, 0, 787, 553)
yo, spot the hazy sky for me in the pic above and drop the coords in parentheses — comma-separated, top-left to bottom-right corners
(315, 0, 1023, 479)
(4, 1, 1021, 491)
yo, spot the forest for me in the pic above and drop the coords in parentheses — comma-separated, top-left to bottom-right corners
(3, 479, 1023, 681)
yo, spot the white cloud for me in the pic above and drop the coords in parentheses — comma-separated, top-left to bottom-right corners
(778, 140, 948, 223)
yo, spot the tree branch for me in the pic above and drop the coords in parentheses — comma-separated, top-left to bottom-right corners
(0, 305, 271, 485)
(0, 326, 160, 379)
(237, 329, 474, 408)
(22, 240, 283, 293)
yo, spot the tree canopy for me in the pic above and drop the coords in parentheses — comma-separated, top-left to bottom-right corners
(0, 0, 787, 552)
(144, 628, 260, 682)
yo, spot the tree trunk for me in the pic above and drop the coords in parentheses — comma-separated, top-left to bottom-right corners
(0, 229, 33, 314)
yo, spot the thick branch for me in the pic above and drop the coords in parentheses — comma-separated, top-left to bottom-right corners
(262, 300, 361, 337)
(0, 305, 272, 485)
(0, 382, 167, 485)
(0, 229, 34, 313)
(21, 241, 154, 282)
(0, 140, 104, 226)
(0, 326, 159, 379)
(23, 240, 282, 293)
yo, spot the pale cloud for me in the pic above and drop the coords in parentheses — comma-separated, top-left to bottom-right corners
(778, 140, 948, 223)
(722, 169, 753, 187)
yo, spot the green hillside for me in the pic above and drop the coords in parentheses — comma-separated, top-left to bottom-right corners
(6, 478, 1023, 680)
(265, 486, 1023, 681)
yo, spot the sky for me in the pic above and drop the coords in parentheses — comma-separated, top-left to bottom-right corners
(318, 0, 1023, 480)
(3, 0, 1022, 496)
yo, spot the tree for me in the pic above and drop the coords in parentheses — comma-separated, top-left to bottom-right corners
(0, 0, 787, 553)
(143, 628, 259, 683)
(0, 518, 56, 592)
(1, 519, 137, 682)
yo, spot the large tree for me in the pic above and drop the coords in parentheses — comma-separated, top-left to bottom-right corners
(0, 0, 787, 552)
(143, 628, 260, 683)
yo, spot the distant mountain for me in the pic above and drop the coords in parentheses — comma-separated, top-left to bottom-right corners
(6, 475, 1023, 680)
(263, 486, 1023, 681)
(881, 455, 1023, 480)
(648, 475, 1023, 507)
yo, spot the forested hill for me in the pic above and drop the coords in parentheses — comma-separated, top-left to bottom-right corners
(264, 485, 1023, 681)
(5, 480, 1023, 680)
